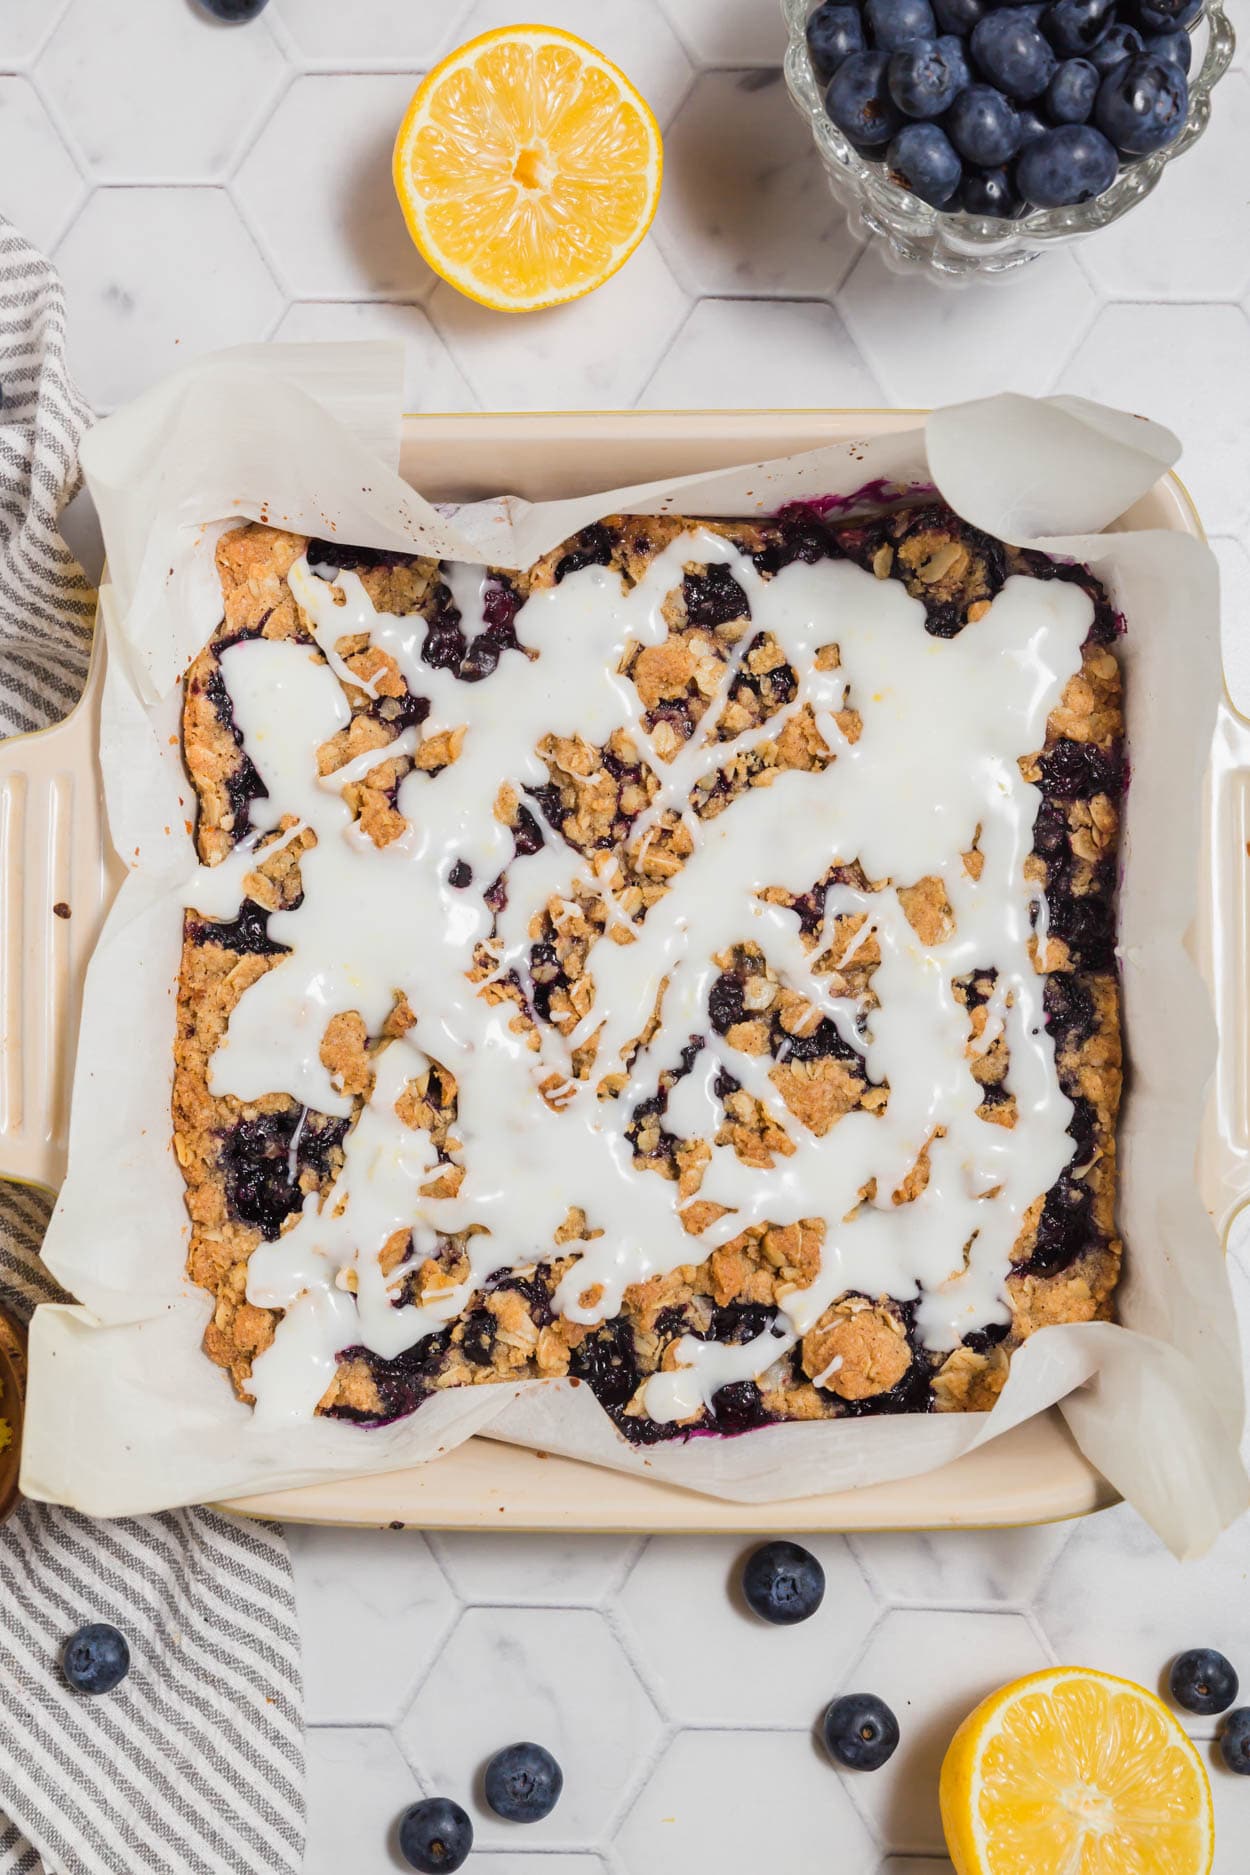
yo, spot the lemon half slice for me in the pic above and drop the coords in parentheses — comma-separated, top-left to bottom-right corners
(940, 1667, 1214, 1875)
(393, 24, 663, 313)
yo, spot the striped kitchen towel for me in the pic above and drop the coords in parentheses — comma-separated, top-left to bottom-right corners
(0, 220, 305, 1875)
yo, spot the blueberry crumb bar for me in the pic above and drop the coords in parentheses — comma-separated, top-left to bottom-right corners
(174, 499, 1123, 1441)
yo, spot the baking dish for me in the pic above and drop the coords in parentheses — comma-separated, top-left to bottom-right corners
(1, 407, 1242, 1531)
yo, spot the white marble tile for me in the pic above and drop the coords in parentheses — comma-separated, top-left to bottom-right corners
(289, 1526, 458, 1726)
(0, 77, 84, 253)
(427, 239, 689, 410)
(303, 1726, 419, 1875)
(397, 1606, 663, 1847)
(837, 1608, 1050, 1853)
(55, 185, 283, 409)
(617, 1729, 876, 1875)
(839, 244, 1098, 407)
(1212, 1752, 1250, 1875)
(1035, 1501, 1250, 1738)
(851, 1525, 1071, 1608)
(1213, 536, 1250, 721)
(1062, 303, 1250, 535)
(0, 0, 69, 67)
(476, 1860, 604, 1875)
(272, 299, 477, 410)
(640, 297, 880, 407)
(1078, 74, 1250, 304)
(659, 0, 789, 66)
(459, 0, 694, 128)
(234, 73, 429, 300)
(267, 0, 472, 66)
(618, 1535, 877, 1725)
(37, 0, 287, 181)
(429, 1533, 638, 1605)
(655, 69, 859, 296)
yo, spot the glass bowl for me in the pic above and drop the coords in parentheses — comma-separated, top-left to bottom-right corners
(782, 0, 1235, 277)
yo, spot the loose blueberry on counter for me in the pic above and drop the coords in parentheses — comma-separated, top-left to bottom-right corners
(947, 83, 1024, 164)
(888, 37, 966, 114)
(741, 1540, 826, 1624)
(1040, 0, 1117, 56)
(970, 9, 1058, 99)
(1220, 1709, 1250, 1774)
(1047, 56, 1101, 119)
(865, 0, 939, 48)
(1131, 0, 1202, 27)
(826, 50, 905, 144)
(807, 2, 867, 80)
(823, 1693, 901, 1771)
(888, 122, 964, 202)
(1017, 120, 1118, 202)
(398, 1799, 473, 1873)
(484, 1743, 564, 1822)
(1170, 1648, 1239, 1716)
(62, 1623, 130, 1695)
(193, 0, 269, 18)
(1088, 22, 1145, 69)
(1145, 27, 1192, 69)
(960, 163, 1023, 214)
(1094, 52, 1187, 153)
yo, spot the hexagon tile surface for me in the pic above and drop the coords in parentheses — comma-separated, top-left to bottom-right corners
(7, 4, 1250, 1873)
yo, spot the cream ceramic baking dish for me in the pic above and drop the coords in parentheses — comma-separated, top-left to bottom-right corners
(1, 408, 1243, 1532)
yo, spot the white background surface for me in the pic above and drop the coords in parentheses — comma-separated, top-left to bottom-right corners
(4, 0, 1250, 1869)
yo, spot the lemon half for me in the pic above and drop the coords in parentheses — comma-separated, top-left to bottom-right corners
(393, 24, 663, 314)
(940, 1666, 1214, 1875)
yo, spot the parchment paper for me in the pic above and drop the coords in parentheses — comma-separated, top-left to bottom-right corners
(20, 348, 1248, 1558)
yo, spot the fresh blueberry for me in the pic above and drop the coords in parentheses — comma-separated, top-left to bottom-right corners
(1046, 56, 1100, 119)
(825, 50, 904, 144)
(887, 121, 963, 201)
(1017, 105, 1049, 142)
(398, 1799, 473, 1873)
(947, 84, 1023, 164)
(971, 10, 1058, 98)
(960, 163, 1023, 214)
(938, 32, 974, 89)
(1145, 28, 1192, 70)
(62, 1623, 130, 1695)
(193, 0, 270, 19)
(1220, 1708, 1250, 1774)
(1088, 23, 1145, 71)
(823, 1693, 901, 1771)
(742, 1540, 826, 1624)
(808, 3, 868, 79)
(1131, 0, 1202, 28)
(1169, 1649, 1240, 1716)
(1017, 120, 1117, 201)
(934, 0, 988, 29)
(484, 1743, 564, 1823)
(865, 0, 939, 49)
(1094, 53, 1187, 153)
(888, 37, 965, 115)
(1040, 0, 1116, 56)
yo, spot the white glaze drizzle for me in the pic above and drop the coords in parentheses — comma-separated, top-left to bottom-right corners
(186, 533, 1094, 1427)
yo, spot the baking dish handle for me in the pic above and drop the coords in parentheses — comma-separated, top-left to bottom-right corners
(0, 634, 114, 1195)
(1200, 699, 1250, 1240)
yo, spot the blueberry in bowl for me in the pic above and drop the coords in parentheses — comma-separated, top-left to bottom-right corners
(888, 122, 964, 203)
(782, 0, 1233, 274)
